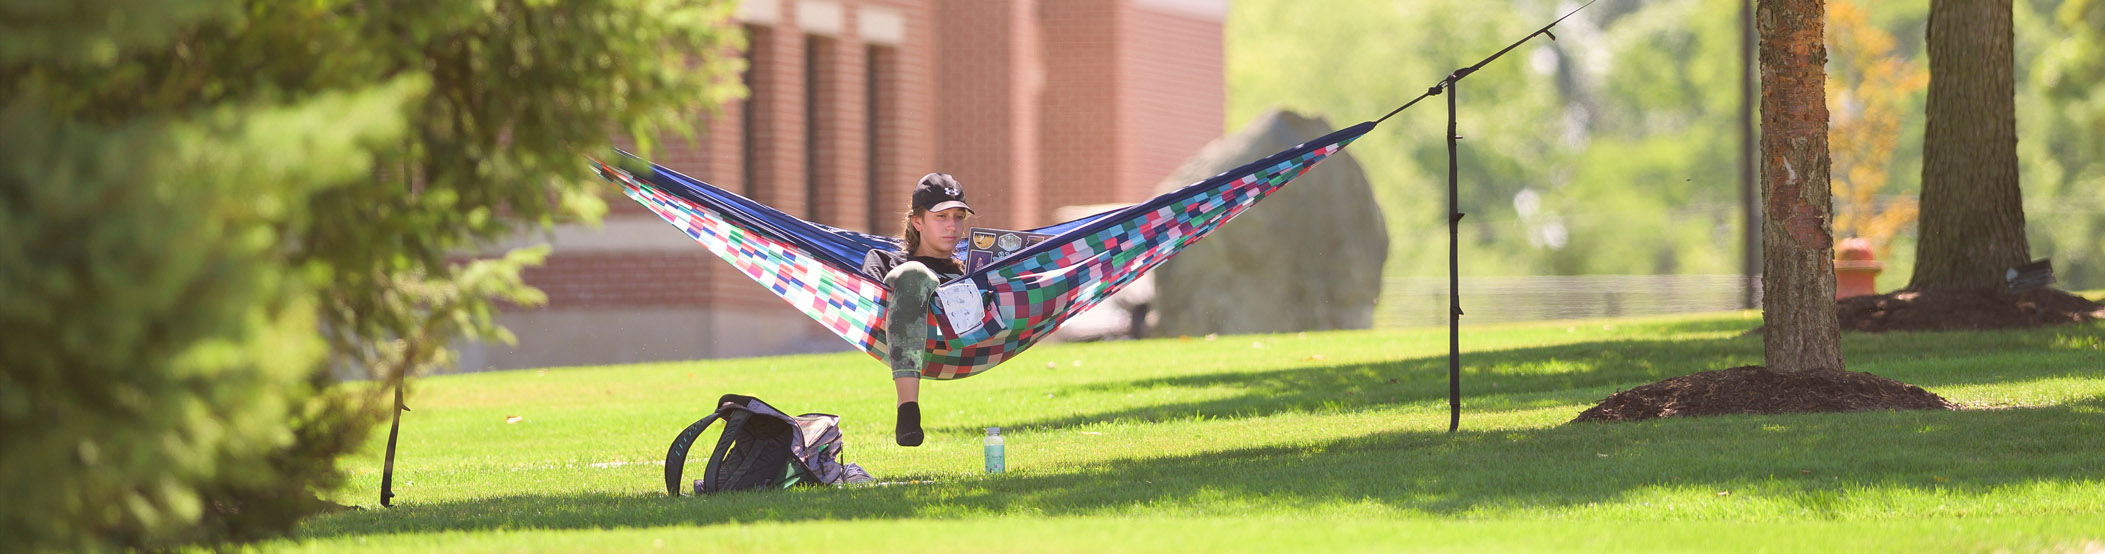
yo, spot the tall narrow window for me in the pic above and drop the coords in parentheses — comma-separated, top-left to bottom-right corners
(741, 24, 770, 198)
(865, 44, 894, 233)
(804, 35, 833, 223)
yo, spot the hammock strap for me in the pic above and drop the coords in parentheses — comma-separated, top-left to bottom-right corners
(1376, 0, 1600, 126)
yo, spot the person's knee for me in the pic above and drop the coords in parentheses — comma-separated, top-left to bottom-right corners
(886, 261, 939, 290)
(887, 262, 937, 318)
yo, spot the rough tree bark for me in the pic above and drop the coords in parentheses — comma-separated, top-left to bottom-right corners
(1757, 0, 1844, 373)
(1910, 0, 2029, 292)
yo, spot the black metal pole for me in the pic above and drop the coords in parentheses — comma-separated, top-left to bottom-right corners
(380, 380, 405, 507)
(1366, 1, 1597, 435)
(1446, 74, 1464, 434)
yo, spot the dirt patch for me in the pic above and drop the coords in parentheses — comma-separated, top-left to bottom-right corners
(1836, 288, 2104, 333)
(1571, 365, 1956, 423)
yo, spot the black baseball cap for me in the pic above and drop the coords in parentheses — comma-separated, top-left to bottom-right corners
(912, 172, 974, 214)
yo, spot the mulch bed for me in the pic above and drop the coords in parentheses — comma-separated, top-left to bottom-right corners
(1837, 288, 2105, 333)
(1744, 288, 2105, 336)
(1570, 365, 1956, 423)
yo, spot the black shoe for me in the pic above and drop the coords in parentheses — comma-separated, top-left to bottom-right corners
(895, 401, 924, 447)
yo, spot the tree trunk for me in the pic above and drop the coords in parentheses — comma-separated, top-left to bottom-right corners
(1757, 0, 1844, 373)
(1910, 0, 2027, 292)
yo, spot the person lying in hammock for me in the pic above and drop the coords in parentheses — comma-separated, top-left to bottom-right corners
(859, 172, 973, 447)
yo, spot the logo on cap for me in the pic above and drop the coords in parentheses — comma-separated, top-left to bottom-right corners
(914, 172, 973, 214)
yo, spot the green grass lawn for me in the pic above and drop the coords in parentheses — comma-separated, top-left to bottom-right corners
(279, 310, 2105, 553)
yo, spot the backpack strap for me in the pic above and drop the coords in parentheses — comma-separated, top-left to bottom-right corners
(699, 410, 755, 495)
(664, 395, 764, 496)
(663, 410, 725, 497)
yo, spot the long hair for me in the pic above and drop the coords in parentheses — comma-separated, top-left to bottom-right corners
(898, 207, 925, 255)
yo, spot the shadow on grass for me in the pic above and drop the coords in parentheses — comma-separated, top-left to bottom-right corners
(295, 396, 2105, 539)
(951, 321, 2104, 434)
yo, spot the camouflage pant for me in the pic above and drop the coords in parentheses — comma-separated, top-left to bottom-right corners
(883, 262, 940, 379)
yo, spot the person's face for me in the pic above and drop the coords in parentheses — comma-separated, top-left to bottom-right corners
(912, 207, 971, 257)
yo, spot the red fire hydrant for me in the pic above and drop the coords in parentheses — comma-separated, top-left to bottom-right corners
(1834, 237, 1883, 299)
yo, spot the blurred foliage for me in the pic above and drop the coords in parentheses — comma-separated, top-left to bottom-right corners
(1828, 0, 1925, 260)
(1228, 0, 2102, 291)
(0, 0, 739, 551)
(2017, 0, 2105, 288)
(305, 0, 744, 383)
(1230, 0, 1747, 279)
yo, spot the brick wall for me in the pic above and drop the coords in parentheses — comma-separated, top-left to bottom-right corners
(1039, 0, 1122, 214)
(933, 0, 1043, 230)
(1120, 2, 1225, 201)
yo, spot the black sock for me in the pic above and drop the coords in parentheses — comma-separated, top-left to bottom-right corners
(895, 401, 923, 447)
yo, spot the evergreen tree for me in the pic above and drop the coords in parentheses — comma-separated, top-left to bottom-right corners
(0, 0, 740, 550)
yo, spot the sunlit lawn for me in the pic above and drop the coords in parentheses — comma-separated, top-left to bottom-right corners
(278, 307, 2105, 553)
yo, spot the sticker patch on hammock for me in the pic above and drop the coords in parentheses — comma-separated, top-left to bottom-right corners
(936, 281, 986, 334)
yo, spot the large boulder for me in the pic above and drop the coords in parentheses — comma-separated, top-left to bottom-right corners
(1148, 108, 1387, 336)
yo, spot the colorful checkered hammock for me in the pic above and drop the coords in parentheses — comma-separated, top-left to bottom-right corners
(590, 121, 1372, 379)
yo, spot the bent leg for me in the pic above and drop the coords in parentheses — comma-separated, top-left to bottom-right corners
(884, 261, 939, 447)
(884, 261, 940, 382)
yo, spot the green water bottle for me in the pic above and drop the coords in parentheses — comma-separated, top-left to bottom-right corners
(984, 427, 1005, 474)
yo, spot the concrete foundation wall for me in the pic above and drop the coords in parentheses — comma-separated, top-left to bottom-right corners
(455, 305, 854, 372)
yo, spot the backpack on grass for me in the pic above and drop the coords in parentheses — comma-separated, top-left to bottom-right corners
(664, 394, 871, 496)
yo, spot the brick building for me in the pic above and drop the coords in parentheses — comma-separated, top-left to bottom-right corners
(457, 0, 1227, 371)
